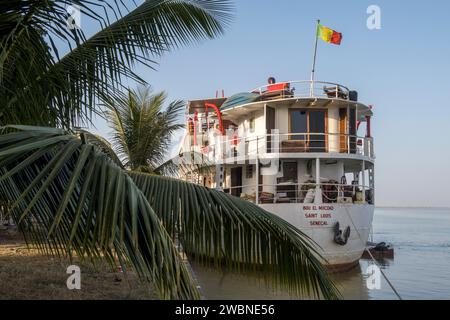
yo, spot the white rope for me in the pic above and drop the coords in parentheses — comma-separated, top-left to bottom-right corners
(364, 248, 402, 300)
(342, 205, 402, 300)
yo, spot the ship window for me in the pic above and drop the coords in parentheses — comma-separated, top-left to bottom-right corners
(289, 110, 307, 140)
(309, 111, 326, 152)
(309, 111, 326, 133)
(289, 109, 327, 152)
(249, 117, 255, 133)
(246, 165, 253, 179)
(349, 108, 356, 136)
(283, 162, 298, 183)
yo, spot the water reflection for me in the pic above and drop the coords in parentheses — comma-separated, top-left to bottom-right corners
(331, 263, 369, 300)
(192, 261, 372, 300)
(192, 262, 294, 300)
(192, 208, 450, 300)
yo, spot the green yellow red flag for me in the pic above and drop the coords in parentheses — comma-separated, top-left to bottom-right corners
(317, 24, 342, 45)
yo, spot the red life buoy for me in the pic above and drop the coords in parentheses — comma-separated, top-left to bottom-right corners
(231, 133, 239, 146)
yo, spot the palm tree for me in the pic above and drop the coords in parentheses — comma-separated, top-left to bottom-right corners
(0, 1, 339, 299)
(106, 86, 184, 173)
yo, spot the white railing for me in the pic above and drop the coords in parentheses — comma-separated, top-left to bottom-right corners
(198, 133, 374, 160)
(223, 183, 374, 205)
(250, 81, 352, 101)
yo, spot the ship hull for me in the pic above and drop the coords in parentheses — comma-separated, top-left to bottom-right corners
(259, 203, 375, 267)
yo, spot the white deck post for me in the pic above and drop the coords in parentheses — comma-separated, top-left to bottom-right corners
(215, 164, 223, 192)
(347, 105, 350, 154)
(362, 160, 366, 203)
(371, 166, 375, 204)
(314, 158, 322, 204)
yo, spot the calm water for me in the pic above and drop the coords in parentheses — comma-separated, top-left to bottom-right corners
(193, 208, 450, 300)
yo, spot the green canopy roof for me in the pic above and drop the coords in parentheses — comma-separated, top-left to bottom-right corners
(220, 92, 261, 111)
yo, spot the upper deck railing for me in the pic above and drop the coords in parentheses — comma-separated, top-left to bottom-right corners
(251, 80, 354, 101)
(195, 132, 374, 161)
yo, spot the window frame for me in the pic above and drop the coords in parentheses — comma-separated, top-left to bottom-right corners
(288, 108, 328, 145)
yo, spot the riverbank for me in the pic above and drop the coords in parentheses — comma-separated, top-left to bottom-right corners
(0, 227, 156, 300)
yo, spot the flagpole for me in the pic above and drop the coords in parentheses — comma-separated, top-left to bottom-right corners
(310, 19, 320, 97)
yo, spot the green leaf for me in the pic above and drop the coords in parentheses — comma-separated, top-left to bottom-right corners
(0, 126, 200, 299)
(131, 172, 340, 299)
(1, 0, 233, 128)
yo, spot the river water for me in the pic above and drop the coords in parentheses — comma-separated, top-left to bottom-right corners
(193, 208, 450, 300)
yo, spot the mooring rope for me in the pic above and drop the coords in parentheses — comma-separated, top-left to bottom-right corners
(364, 247, 403, 300)
(342, 206, 403, 300)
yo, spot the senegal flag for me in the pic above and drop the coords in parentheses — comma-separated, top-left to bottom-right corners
(317, 24, 342, 45)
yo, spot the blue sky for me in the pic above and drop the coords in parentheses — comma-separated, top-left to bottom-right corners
(87, 0, 450, 207)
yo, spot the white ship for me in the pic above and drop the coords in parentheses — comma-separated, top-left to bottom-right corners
(179, 79, 375, 271)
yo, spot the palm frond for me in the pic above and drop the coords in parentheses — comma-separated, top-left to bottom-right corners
(0, 126, 200, 299)
(131, 173, 340, 299)
(153, 151, 214, 177)
(76, 128, 124, 168)
(0, 126, 340, 299)
(1, 0, 233, 128)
